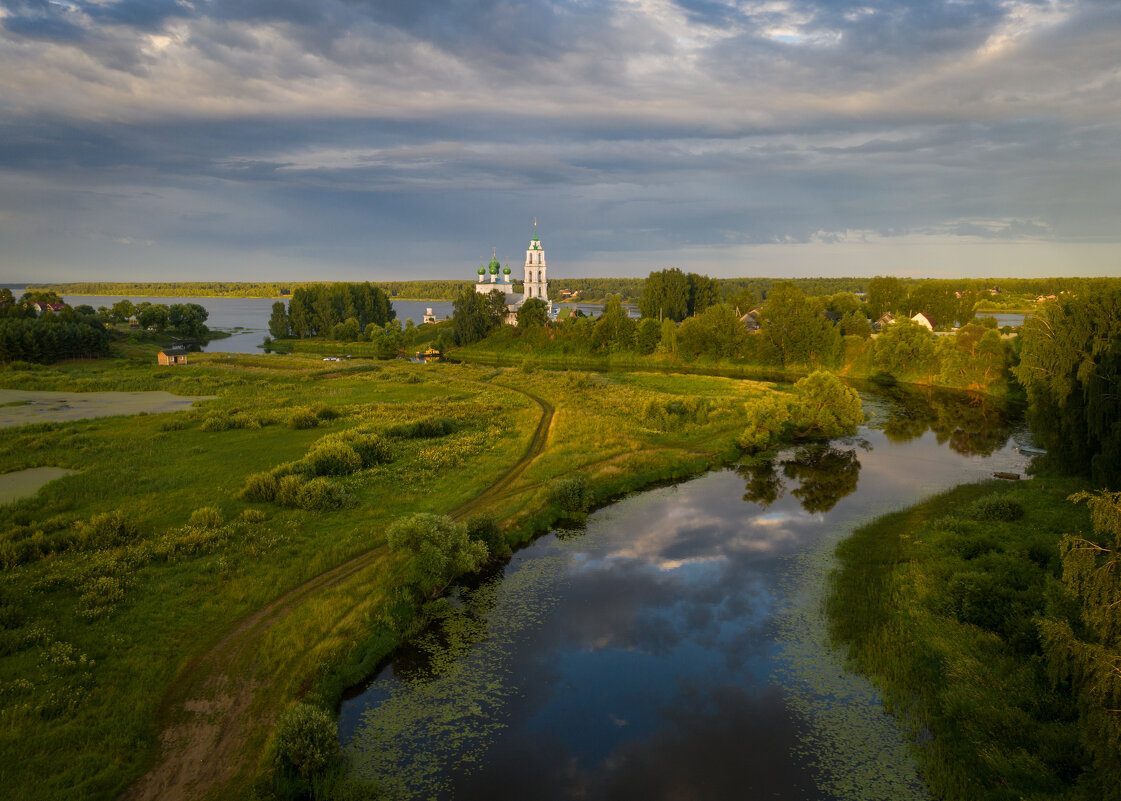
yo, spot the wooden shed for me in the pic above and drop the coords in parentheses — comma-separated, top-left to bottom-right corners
(158, 347, 188, 366)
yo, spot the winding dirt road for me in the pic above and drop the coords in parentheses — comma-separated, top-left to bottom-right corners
(120, 386, 553, 801)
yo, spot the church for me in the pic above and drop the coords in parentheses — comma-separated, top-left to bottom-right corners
(473, 221, 553, 325)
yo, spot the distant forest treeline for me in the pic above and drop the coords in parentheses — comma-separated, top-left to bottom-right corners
(27, 276, 1114, 304)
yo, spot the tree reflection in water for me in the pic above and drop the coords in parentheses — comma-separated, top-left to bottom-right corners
(738, 444, 862, 514)
(873, 385, 1018, 457)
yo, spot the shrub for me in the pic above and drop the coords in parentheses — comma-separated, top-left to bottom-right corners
(303, 441, 362, 476)
(297, 478, 349, 511)
(967, 493, 1024, 522)
(350, 432, 393, 466)
(75, 510, 138, 549)
(311, 403, 339, 421)
(466, 514, 510, 559)
(238, 472, 278, 503)
(386, 417, 455, 439)
(274, 702, 339, 778)
(75, 575, 127, 621)
(549, 475, 591, 514)
(275, 475, 306, 507)
(386, 513, 488, 598)
(200, 413, 233, 432)
(159, 417, 189, 432)
(288, 409, 319, 430)
(240, 509, 267, 523)
(189, 506, 224, 529)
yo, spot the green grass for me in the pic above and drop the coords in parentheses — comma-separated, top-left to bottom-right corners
(0, 350, 782, 801)
(827, 476, 1095, 801)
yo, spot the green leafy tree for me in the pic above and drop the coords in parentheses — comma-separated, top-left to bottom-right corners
(873, 318, 937, 378)
(517, 297, 548, 328)
(687, 272, 720, 316)
(867, 276, 908, 320)
(790, 370, 863, 439)
(268, 301, 290, 338)
(273, 702, 338, 779)
(640, 268, 690, 321)
(635, 318, 661, 355)
(658, 318, 678, 355)
(110, 299, 136, 324)
(137, 303, 169, 332)
(737, 394, 792, 452)
(592, 294, 636, 350)
(1040, 490, 1121, 797)
(725, 286, 756, 316)
(936, 323, 1007, 390)
(452, 288, 502, 346)
(1015, 286, 1121, 486)
(386, 513, 488, 599)
(167, 303, 209, 338)
(839, 310, 871, 338)
(758, 282, 841, 367)
(906, 281, 958, 329)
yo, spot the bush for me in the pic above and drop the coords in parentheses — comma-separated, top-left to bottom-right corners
(350, 432, 393, 466)
(274, 702, 339, 778)
(303, 441, 362, 476)
(75, 575, 127, 621)
(200, 413, 233, 432)
(189, 506, 224, 529)
(75, 510, 138, 549)
(238, 472, 278, 503)
(297, 478, 349, 511)
(466, 514, 510, 559)
(240, 509, 267, 523)
(549, 475, 591, 514)
(159, 417, 189, 432)
(275, 475, 306, 507)
(311, 403, 339, 421)
(288, 409, 319, 430)
(386, 513, 488, 598)
(967, 493, 1024, 522)
(386, 417, 455, 439)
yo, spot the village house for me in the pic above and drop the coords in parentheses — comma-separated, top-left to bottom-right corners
(31, 301, 68, 314)
(872, 312, 895, 331)
(157, 347, 188, 366)
(911, 312, 936, 331)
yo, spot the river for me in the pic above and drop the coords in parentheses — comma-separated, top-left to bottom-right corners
(338, 388, 1029, 800)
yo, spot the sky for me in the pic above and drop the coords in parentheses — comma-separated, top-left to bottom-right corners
(1, 0, 1119, 282)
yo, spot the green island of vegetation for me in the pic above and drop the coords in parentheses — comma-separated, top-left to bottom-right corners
(2, 275, 1119, 800)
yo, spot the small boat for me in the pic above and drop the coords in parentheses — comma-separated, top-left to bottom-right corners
(993, 471, 1020, 480)
(1018, 445, 1046, 456)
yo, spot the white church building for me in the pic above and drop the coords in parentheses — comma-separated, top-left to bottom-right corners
(474, 221, 553, 325)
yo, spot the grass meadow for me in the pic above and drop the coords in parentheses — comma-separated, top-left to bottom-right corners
(0, 348, 774, 800)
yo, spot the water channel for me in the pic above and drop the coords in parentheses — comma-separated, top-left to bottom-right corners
(338, 388, 1030, 800)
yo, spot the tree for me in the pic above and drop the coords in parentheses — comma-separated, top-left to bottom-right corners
(273, 702, 338, 779)
(639, 268, 689, 321)
(591, 294, 636, 350)
(873, 318, 937, 378)
(758, 282, 841, 367)
(906, 281, 958, 329)
(268, 301, 290, 339)
(109, 299, 136, 324)
(452, 287, 501, 346)
(737, 394, 792, 452)
(725, 286, 756, 316)
(167, 303, 209, 338)
(386, 513, 488, 599)
(936, 323, 1007, 391)
(687, 272, 720, 317)
(866, 276, 907, 320)
(517, 297, 548, 328)
(1040, 490, 1121, 797)
(635, 318, 661, 355)
(1014, 287, 1121, 487)
(137, 303, 169, 332)
(790, 370, 863, 439)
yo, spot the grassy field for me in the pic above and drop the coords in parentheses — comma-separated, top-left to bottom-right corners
(0, 347, 776, 800)
(827, 476, 1096, 801)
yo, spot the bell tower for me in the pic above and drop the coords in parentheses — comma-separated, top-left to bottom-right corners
(524, 218, 549, 303)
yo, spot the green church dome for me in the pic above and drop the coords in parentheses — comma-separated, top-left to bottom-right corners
(488, 257, 501, 274)
(503, 265, 511, 274)
(477, 265, 485, 275)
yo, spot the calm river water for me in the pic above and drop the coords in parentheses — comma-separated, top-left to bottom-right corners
(338, 388, 1030, 801)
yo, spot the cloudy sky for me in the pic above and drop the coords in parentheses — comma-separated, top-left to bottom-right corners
(1, 0, 1119, 282)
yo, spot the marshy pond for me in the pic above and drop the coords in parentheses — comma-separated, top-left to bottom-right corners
(340, 388, 1030, 800)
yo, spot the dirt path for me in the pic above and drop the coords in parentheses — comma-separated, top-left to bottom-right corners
(120, 387, 553, 801)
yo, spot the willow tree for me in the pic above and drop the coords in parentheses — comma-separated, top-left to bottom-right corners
(1015, 286, 1121, 487)
(1040, 490, 1121, 795)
